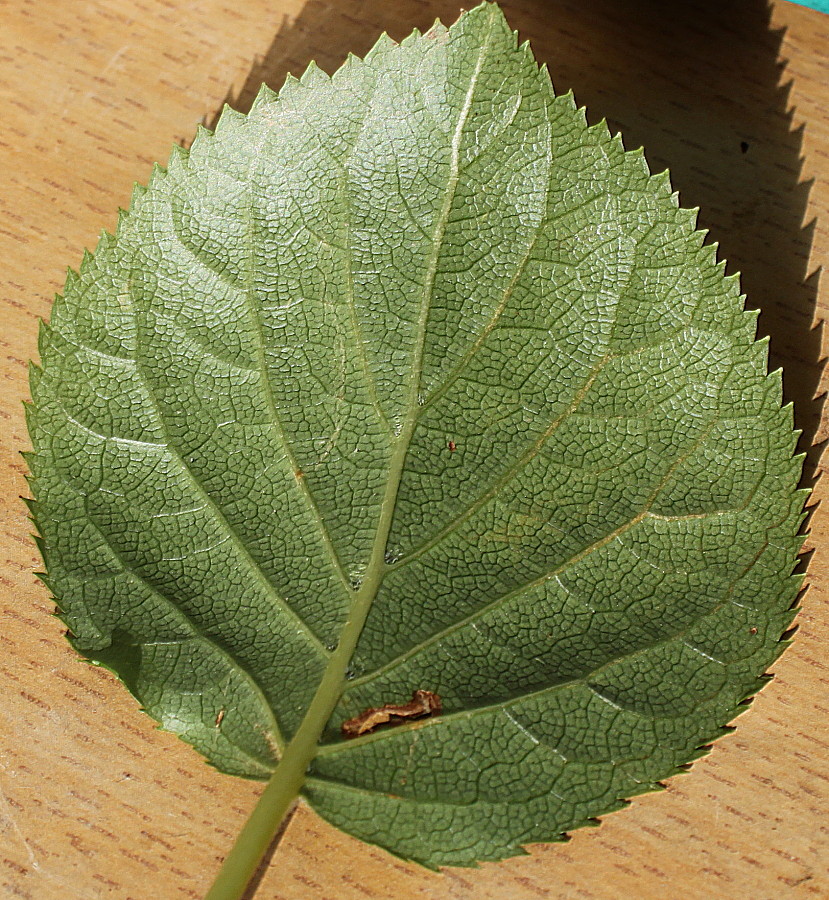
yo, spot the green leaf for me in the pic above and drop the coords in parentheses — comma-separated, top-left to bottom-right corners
(28, 0, 805, 876)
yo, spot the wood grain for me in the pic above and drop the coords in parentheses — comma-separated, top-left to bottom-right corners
(1, 1, 826, 898)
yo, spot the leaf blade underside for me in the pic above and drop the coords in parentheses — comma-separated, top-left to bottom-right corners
(28, 1, 805, 867)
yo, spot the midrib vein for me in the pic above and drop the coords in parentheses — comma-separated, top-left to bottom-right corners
(417, 94, 553, 417)
(352, 4, 499, 627)
(260, 6, 498, 785)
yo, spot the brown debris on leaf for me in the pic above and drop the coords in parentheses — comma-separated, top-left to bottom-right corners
(341, 690, 442, 738)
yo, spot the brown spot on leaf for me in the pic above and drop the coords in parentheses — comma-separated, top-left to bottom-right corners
(341, 690, 442, 738)
(447, 440, 456, 452)
(215, 709, 225, 727)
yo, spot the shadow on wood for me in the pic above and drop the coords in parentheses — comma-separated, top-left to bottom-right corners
(240, 804, 298, 900)
(209, 0, 824, 485)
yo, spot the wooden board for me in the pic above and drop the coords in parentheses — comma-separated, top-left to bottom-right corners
(1, 0, 826, 897)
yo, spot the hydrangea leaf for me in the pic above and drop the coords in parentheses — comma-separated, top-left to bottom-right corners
(27, 0, 805, 875)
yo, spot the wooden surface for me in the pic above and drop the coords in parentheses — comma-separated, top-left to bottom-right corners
(1, 0, 827, 897)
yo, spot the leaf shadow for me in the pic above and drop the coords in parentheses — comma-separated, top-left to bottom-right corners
(239, 803, 298, 900)
(208, 0, 824, 486)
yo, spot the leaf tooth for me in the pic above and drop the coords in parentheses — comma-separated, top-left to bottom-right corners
(63, 266, 80, 294)
(424, 17, 442, 37)
(124, 180, 148, 224)
(753, 333, 772, 373)
(794, 485, 812, 508)
(588, 117, 611, 144)
(94, 231, 117, 267)
(537, 61, 553, 93)
(26, 356, 45, 398)
(502, 22, 520, 55)
(795, 516, 811, 544)
(212, 104, 235, 134)
(455, 0, 497, 31)
(624, 143, 651, 178)
(623, 781, 666, 797)
(649, 166, 672, 195)
(757, 671, 777, 687)
(780, 398, 797, 432)
(24, 458, 43, 485)
(516, 40, 536, 79)
(736, 305, 761, 338)
(115, 206, 130, 237)
(36, 316, 52, 351)
(252, 82, 278, 109)
(555, 88, 577, 111)
(787, 588, 809, 619)
(187, 124, 213, 159)
(793, 493, 811, 521)
(22, 396, 40, 439)
(20, 394, 34, 432)
(682, 744, 715, 765)
(763, 358, 783, 400)
(697, 234, 718, 261)
(785, 605, 803, 627)
(148, 160, 166, 184)
(401, 27, 423, 47)
(78, 248, 94, 276)
(724, 269, 742, 291)
(299, 59, 330, 89)
(780, 619, 800, 644)
(790, 571, 808, 600)
(364, 31, 398, 63)
(787, 440, 805, 471)
(277, 72, 302, 103)
(770, 637, 795, 665)
(141, 163, 163, 198)
(332, 51, 365, 88)
(166, 142, 190, 175)
(676, 202, 699, 228)
(785, 551, 807, 584)
(20, 445, 37, 468)
(47, 297, 65, 332)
